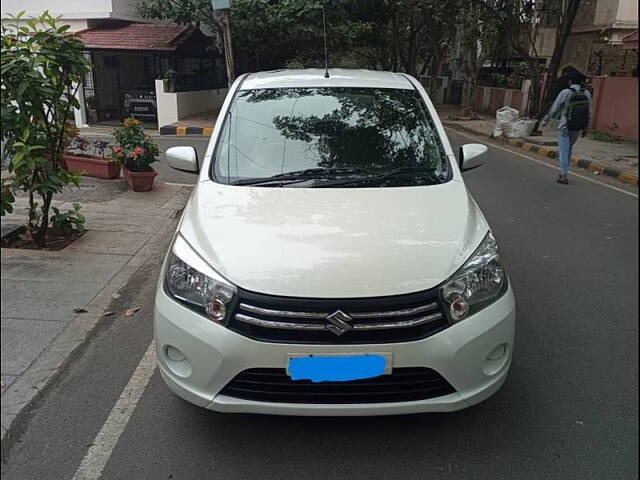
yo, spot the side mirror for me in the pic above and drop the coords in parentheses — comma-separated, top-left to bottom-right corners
(166, 146, 199, 173)
(458, 144, 488, 172)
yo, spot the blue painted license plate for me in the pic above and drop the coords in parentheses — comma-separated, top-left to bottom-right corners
(288, 354, 388, 383)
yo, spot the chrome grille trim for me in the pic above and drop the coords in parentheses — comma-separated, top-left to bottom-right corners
(350, 303, 438, 319)
(238, 302, 438, 320)
(353, 313, 443, 330)
(235, 314, 326, 330)
(235, 312, 443, 331)
(239, 304, 326, 319)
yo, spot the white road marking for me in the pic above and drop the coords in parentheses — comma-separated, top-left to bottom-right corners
(72, 341, 157, 480)
(447, 129, 638, 198)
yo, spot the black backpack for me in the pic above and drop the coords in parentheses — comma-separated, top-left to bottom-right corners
(565, 87, 590, 131)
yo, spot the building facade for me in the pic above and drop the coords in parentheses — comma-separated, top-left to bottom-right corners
(2, 0, 226, 127)
(561, 0, 638, 76)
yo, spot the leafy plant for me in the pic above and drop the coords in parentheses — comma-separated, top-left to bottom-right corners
(592, 130, 621, 142)
(93, 140, 111, 159)
(50, 203, 85, 233)
(1, 178, 15, 216)
(69, 137, 114, 160)
(111, 117, 159, 172)
(1, 12, 90, 246)
(70, 136, 92, 155)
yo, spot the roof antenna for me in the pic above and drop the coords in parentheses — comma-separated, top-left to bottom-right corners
(321, 3, 330, 78)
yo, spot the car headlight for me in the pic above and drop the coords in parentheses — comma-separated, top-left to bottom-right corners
(164, 235, 237, 323)
(440, 232, 507, 323)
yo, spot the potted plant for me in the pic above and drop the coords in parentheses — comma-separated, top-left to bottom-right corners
(112, 117, 159, 191)
(64, 136, 121, 179)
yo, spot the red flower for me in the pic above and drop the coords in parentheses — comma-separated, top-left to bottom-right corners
(130, 146, 145, 160)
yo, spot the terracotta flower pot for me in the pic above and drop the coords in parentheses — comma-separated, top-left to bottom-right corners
(122, 165, 158, 192)
(64, 154, 121, 179)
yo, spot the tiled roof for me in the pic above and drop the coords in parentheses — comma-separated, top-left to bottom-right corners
(74, 22, 194, 51)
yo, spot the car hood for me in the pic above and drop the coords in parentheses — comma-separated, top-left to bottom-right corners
(179, 180, 489, 298)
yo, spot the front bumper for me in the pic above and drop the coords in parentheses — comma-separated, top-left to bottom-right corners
(154, 285, 516, 416)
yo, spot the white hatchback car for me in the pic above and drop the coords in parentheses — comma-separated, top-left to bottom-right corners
(157, 69, 515, 416)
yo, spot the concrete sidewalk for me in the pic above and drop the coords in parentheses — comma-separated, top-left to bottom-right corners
(1, 178, 192, 443)
(437, 106, 638, 186)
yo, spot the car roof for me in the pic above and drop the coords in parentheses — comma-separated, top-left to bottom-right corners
(240, 68, 415, 90)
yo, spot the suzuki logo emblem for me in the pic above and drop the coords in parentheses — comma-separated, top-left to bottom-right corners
(326, 310, 353, 336)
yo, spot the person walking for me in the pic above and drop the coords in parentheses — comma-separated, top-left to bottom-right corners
(542, 72, 592, 185)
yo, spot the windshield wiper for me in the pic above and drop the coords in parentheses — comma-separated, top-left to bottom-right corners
(313, 166, 442, 188)
(231, 167, 364, 186)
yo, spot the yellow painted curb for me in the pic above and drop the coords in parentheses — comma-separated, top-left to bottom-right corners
(202, 127, 213, 136)
(508, 139, 519, 146)
(588, 162, 604, 174)
(538, 147, 550, 157)
(569, 157, 579, 166)
(619, 172, 639, 185)
(522, 143, 533, 151)
(176, 126, 187, 136)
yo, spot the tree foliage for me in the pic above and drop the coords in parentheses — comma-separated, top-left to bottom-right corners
(1, 12, 90, 245)
(137, 0, 464, 78)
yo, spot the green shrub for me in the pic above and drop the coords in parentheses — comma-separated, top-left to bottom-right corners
(1, 12, 90, 245)
(50, 203, 85, 233)
(592, 131, 621, 142)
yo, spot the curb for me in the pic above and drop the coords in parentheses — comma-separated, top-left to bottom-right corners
(159, 125, 213, 136)
(443, 121, 638, 186)
(0, 193, 187, 454)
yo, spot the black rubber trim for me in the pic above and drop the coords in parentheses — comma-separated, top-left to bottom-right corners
(220, 367, 456, 404)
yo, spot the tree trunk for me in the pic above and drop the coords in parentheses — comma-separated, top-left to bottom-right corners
(34, 191, 53, 247)
(428, 55, 441, 99)
(533, 0, 582, 128)
(27, 189, 38, 234)
(526, 58, 542, 117)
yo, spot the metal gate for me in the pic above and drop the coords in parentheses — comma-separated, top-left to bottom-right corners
(448, 80, 464, 105)
(82, 51, 167, 125)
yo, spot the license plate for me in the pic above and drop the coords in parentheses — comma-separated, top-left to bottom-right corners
(286, 353, 392, 383)
(133, 106, 149, 112)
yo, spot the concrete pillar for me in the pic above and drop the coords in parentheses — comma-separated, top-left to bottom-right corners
(73, 81, 89, 128)
(155, 79, 179, 130)
(504, 89, 513, 110)
(482, 87, 490, 111)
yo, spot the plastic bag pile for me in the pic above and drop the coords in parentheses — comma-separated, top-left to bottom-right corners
(493, 106, 536, 138)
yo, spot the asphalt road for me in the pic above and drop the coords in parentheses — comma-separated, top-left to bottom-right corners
(154, 137, 208, 186)
(2, 131, 638, 479)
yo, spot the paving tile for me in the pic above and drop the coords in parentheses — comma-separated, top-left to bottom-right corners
(1, 319, 65, 376)
(1, 249, 129, 284)
(0, 375, 18, 394)
(64, 230, 150, 255)
(75, 210, 166, 234)
(0, 279, 104, 321)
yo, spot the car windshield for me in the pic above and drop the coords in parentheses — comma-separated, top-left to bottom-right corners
(212, 87, 449, 187)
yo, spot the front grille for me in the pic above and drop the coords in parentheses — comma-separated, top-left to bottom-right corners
(220, 367, 456, 404)
(228, 287, 450, 344)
